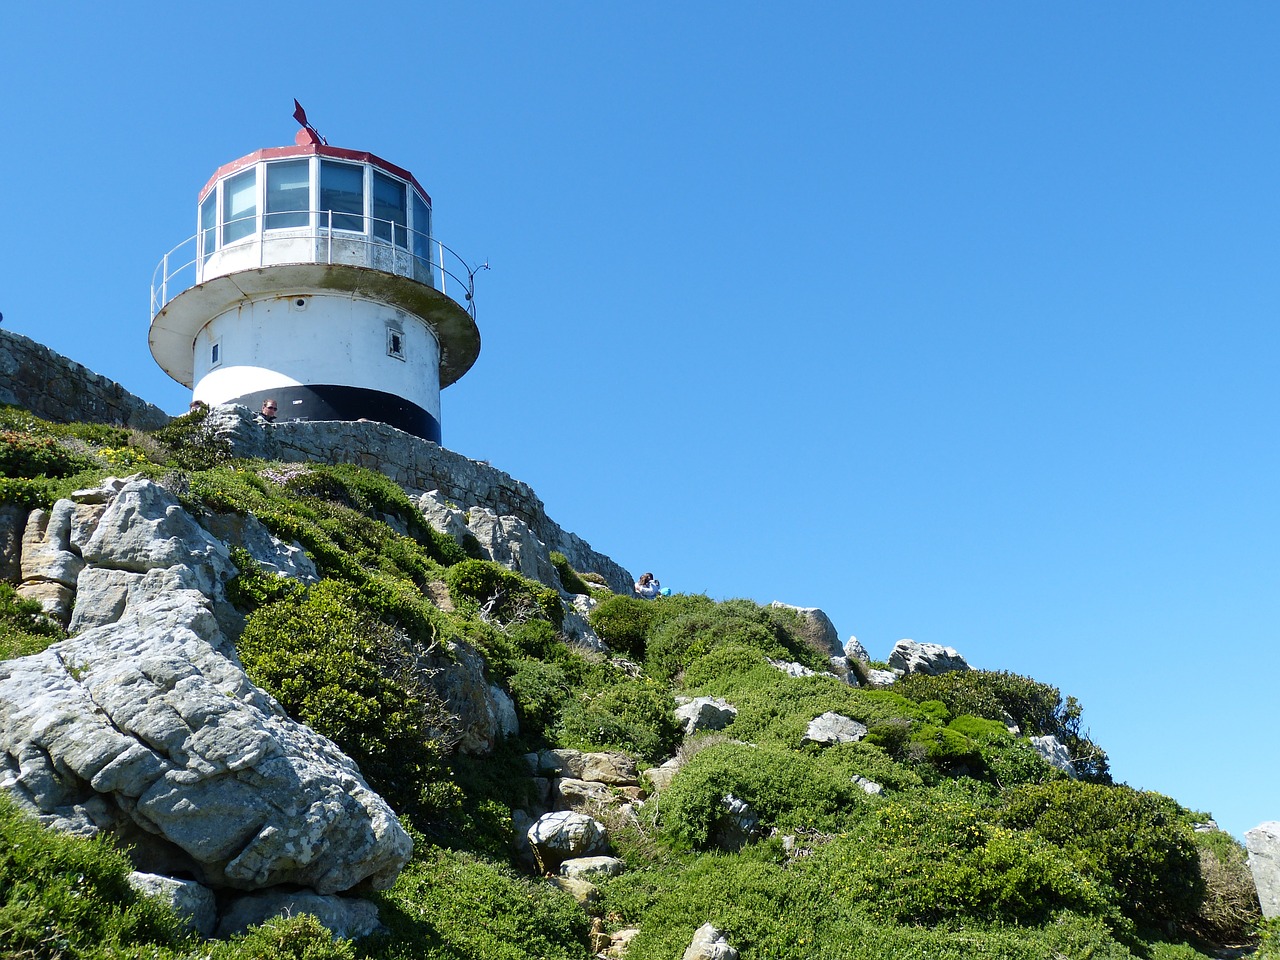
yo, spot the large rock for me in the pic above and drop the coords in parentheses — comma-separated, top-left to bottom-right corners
(1030, 735, 1077, 779)
(0, 503, 28, 582)
(770, 602, 842, 657)
(200, 511, 319, 584)
(77, 476, 234, 597)
(217, 890, 381, 939)
(1246, 821, 1280, 919)
(128, 871, 217, 936)
(526, 811, 609, 873)
(0, 591, 412, 894)
(683, 922, 740, 960)
(887, 639, 970, 676)
(675, 697, 738, 737)
(803, 712, 868, 746)
(418, 639, 517, 755)
(534, 749, 639, 785)
(464, 507, 559, 589)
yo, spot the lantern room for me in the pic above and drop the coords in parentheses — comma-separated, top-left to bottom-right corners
(149, 116, 481, 444)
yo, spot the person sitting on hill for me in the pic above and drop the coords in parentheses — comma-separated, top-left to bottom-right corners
(634, 572, 661, 599)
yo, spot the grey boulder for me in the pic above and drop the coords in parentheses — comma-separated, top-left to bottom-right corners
(0, 591, 412, 895)
(887, 639, 970, 676)
(1246, 821, 1280, 919)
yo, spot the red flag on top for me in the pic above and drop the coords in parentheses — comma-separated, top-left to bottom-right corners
(293, 99, 309, 128)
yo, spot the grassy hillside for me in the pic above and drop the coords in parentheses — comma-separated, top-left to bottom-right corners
(0, 406, 1272, 959)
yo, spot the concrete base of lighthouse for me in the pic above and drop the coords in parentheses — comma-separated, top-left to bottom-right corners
(232, 384, 441, 442)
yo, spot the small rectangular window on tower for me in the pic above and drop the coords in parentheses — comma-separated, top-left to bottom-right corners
(210, 342, 221, 367)
(387, 329, 405, 360)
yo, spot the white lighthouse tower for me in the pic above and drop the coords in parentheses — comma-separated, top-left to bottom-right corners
(149, 107, 480, 443)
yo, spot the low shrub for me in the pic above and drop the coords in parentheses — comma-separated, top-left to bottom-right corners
(555, 676, 680, 762)
(549, 551, 590, 595)
(1186, 829, 1262, 946)
(0, 795, 181, 957)
(0, 581, 65, 660)
(1000, 780, 1203, 931)
(206, 913, 354, 960)
(588, 593, 654, 659)
(374, 846, 590, 959)
(151, 407, 234, 470)
(659, 740, 871, 849)
(895, 669, 1111, 782)
(445, 559, 563, 628)
(238, 581, 455, 819)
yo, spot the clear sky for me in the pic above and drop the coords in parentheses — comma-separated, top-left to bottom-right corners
(2, 3, 1276, 840)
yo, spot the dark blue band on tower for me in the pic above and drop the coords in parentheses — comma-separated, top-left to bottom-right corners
(234, 385, 441, 443)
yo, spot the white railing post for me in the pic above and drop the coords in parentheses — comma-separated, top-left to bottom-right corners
(438, 240, 446, 296)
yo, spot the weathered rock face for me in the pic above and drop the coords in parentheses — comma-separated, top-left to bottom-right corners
(419, 639, 519, 755)
(464, 506, 559, 588)
(803, 711, 868, 746)
(683, 923, 740, 960)
(1246, 821, 1280, 919)
(202, 406, 633, 594)
(0, 591, 412, 894)
(1030, 735, 1077, 779)
(770, 602, 842, 657)
(675, 696, 738, 737)
(888, 639, 971, 676)
(527, 811, 609, 873)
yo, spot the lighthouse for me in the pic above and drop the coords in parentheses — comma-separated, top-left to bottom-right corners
(149, 108, 480, 443)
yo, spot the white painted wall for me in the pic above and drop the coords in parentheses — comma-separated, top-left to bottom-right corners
(191, 293, 441, 417)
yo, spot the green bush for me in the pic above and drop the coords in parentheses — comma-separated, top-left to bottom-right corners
(588, 594, 654, 659)
(549, 551, 590, 595)
(374, 846, 590, 959)
(206, 912, 355, 960)
(0, 429, 100, 479)
(0, 581, 65, 660)
(659, 740, 871, 849)
(1185, 829, 1262, 946)
(224, 546, 303, 611)
(506, 658, 572, 737)
(894, 670, 1111, 782)
(445, 559, 563, 628)
(238, 581, 454, 819)
(151, 407, 234, 470)
(555, 677, 680, 762)
(0, 795, 181, 957)
(1000, 781, 1203, 931)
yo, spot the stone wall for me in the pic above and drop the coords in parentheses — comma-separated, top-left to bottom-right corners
(0, 329, 170, 430)
(202, 406, 634, 593)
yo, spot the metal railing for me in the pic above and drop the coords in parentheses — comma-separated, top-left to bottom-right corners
(150, 211, 480, 319)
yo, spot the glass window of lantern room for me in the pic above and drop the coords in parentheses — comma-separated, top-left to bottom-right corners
(320, 160, 364, 232)
(411, 192, 432, 264)
(223, 168, 257, 244)
(266, 159, 310, 229)
(200, 190, 218, 261)
(373, 171, 408, 246)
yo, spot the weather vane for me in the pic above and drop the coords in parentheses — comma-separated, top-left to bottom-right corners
(292, 100, 328, 146)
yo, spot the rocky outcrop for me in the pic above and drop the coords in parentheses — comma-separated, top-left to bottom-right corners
(0, 590, 412, 893)
(888, 639, 971, 676)
(770, 602, 842, 657)
(1246, 821, 1280, 919)
(803, 712, 868, 746)
(676, 696, 738, 737)
(0, 329, 170, 430)
(1030, 735, 1077, 779)
(683, 922, 740, 960)
(201, 406, 633, 594)
(527, 811, 609, 873)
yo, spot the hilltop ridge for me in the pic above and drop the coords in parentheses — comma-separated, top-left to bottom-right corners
(0, 330, 1274, 959)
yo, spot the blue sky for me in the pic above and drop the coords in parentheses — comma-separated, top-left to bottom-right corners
(2, 3, 1276, 840)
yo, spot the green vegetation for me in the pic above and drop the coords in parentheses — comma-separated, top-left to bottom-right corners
(0, 407, 1266, 959)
